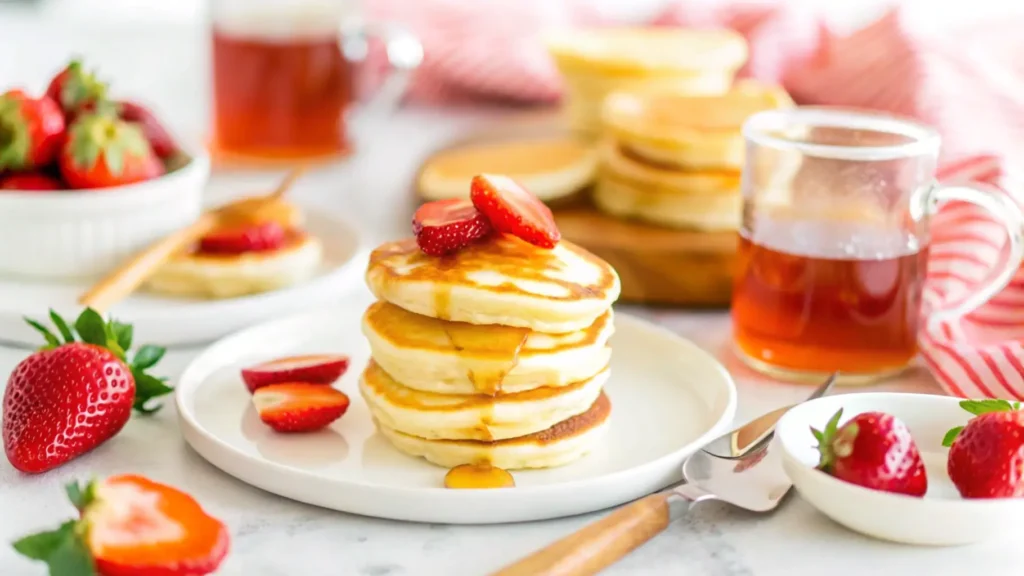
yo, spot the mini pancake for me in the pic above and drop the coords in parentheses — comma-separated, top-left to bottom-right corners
(360, 359, 608, 441)
(362, 301, 613, 395)
(593, 175, 741, 231)
(374, 392, 611, 470)
(599, 140, 741, 196)
(602, 80, 793, 170)
(417, 138, 598, 204)
(146, 233, 322, 299)
(365, 235, 620, 334)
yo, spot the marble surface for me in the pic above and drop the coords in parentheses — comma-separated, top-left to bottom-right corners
(0, 8, 1020, 574)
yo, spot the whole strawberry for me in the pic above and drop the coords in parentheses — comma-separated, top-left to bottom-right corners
(3, 309, 171, 474)
(0, 90, 65, 171)
(45, 59, 108, 116)
(944, 399, 1024, 499)
(13, 475, 229, 575)
(116, 100, 179, 158)
(60, 113, 164, 189)
(812, 408, 928, 497)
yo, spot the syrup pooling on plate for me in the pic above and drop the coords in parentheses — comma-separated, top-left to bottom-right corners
(444, 463, 515, 489)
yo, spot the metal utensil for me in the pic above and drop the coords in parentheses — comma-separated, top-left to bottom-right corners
(490, 373, 838, 576)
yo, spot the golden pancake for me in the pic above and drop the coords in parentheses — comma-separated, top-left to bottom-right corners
(359, 360, 608, 441)
(603, 80, 793, 170)
(600, 140, 741, 196)
(593, 176, 741, 231)
(365, 236, 620, 334)
(362, 301, 613, 394)
(417, 138, 598, 203)
(146, 233, 322, 299)
(374, 392, 612, 469)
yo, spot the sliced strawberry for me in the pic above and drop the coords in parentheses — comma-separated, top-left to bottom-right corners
(252, 383, 350, 433)
(469, 174, 560, 248)
(241, 354, 350, 393)
(198, 221, 287, 254)
(12, 475, 229, 576)
(413, 198, 492, 256)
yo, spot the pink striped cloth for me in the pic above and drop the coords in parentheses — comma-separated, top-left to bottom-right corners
(364, 0, 1024, 399)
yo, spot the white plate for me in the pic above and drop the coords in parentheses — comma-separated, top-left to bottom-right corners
(176, 297, 737, 524)
(0, 211, 365, 348)
(776, 393, 1024, 546)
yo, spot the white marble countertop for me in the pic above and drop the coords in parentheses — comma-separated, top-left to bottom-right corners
(1, 6, 1020, 574)
(0, 108, 1013, 576)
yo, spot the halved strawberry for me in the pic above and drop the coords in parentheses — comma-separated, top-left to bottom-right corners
(199, 221, 287, 254)
(413, 198, 492, 256)
(13, 475, 229, 576)
(469, 174, 560, 248)
(252, 383, 350, 433)
(241, 354, 350, 393)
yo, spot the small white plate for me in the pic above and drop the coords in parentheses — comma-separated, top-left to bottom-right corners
(776, 393, 1024, 546)
(0, 211, 365, 348)
(176, 296, 737, 524)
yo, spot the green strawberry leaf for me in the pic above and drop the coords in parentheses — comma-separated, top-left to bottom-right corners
(73, 309, 108, 347)
(64, 480, 96, 511)
(110, 320, 132, 351)
(48, 310, 75, 344)
(959, 399, 1016, 416)
(132, 345, 165, 371)
(813, 408, 844, 471)
(24, 318, 60, 350)
(133, 372, 174, 414)
(12, 519, 96, 576)
(942, 426, 965, 448)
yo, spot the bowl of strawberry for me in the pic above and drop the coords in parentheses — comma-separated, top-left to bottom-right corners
(0, 59, 209, 280)
(775, 392, 1024, 546)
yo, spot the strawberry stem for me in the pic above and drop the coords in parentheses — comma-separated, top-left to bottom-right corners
(12, 480, 99, 575)
(812, 408, 845, 472)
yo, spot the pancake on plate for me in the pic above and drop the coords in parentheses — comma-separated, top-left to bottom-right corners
(362, 301, 613, 395)
(417, 138, 598, 205)
(365, 235, 620, 334)
(375, 392, 612, 469)
(360, 360, 609, 441)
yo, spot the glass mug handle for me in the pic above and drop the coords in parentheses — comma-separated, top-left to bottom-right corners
(340, 20, 423, 128)
(920, 184, 1024, 322)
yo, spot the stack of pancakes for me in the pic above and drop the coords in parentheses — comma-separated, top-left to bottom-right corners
(361, 235, 621, 470)
(546, 28, 748, 138)
(595, 81, 793, 231)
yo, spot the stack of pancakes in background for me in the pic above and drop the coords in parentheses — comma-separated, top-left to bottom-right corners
(546, 28, 748, 138)
(360, 235, 621, 470)
(595, 81, 794, 231)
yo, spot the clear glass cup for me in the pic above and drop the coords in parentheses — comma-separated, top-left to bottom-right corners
(208, 0, 422, 165)
(733, 107, 1024, 384)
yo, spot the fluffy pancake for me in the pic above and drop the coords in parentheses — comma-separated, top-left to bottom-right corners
(593, 176, 741, 231)
(146, 233, 322, 299)
(375, 392, 611, 469)
(546, 28, 748, 77)
(360, 360, 608, 441)
(362, 301, 613, 394)
(603, 81, 793, 170)
(365, 236, 620, 334)
(600, 140, 740, 195)
(417, 138, 598, 204)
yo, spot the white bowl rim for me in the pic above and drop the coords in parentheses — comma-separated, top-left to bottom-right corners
(0, 151, 210, 203)
(777, 391, 1024, 511)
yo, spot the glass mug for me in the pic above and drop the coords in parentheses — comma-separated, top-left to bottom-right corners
(732, 107, 1024, 384)
(209, 0, 422, 164)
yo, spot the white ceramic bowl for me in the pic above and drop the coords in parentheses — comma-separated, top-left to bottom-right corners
(776, 392, 1024, 546)
(0, 153, 209, 281)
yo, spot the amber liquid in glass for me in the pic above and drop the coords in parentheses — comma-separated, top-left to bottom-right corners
(732, 219, 929, 375)
(211, 27, 353, 161)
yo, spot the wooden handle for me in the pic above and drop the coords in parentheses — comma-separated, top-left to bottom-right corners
(77, 213, 219, 312)
(490, 492, 671, 576)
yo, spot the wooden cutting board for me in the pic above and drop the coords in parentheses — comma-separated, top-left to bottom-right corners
(554, 205, 737, 307)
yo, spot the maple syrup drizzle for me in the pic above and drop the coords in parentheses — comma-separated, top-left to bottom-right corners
(444, 463, 515, 489)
